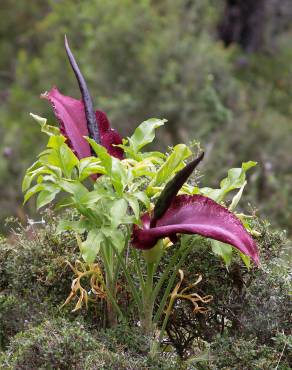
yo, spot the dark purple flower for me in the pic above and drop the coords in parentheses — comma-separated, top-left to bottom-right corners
(132, 194, 259, 264)
(42, 87, 123, 159)
(132, 154, 259, 265)
(41, 36, 123, 160)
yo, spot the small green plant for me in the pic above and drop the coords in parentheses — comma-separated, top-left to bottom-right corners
(23, 37, 260, 355)
(208, 334, 291, 369)
(0, 318, 105, 369)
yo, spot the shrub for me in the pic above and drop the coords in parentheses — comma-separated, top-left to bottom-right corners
(0, 295, 30, 350)
(163, 221, 291, 358)
(0, 214, 78, 305)
(0, 319, 178, 370)
(0, 318, 99, 369)
(0, 214, 109, 348)
(207, 334, 291, 370)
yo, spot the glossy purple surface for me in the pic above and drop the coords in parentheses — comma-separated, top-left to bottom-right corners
(132, 194, 259, 264)
(42, 87, 123, 159)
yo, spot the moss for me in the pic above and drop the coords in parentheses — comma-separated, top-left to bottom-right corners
(0, 318, 99, 369)
(208, 335, 291, 369)
(0, 294, 28, 349)
(0, 319, 177, 370)
(0, 216, 88, 349)
(0, 216, 77, 306)
(84, 352, 177, 370)
(0, 293, 67, 351)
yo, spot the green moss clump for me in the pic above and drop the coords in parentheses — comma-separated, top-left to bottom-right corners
(0, 216, 82, 350)
(0, 217, 77, 306)
(0, 318, 177, 370)
(208, 335, 291, 370)
(0, 318, 100, 369)
(0, 294, 29, 349)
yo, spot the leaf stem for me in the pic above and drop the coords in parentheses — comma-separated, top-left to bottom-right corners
(112, 243, 143, 312)
(154, 239, 191, 325)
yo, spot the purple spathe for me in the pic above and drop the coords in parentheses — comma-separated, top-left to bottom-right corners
(132, 194, 259, 265)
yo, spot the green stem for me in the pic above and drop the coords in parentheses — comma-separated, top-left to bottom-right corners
(112, 243, 143, 312)
(132, 248, 145, 290)
(112, 228, 130, 290)
(153, 241, 190, 324)
(156, 240, 192, 345)
(141, 261, 155, 335)
(101, 277, 125, 323)
(158, 295, 175, 343)
(151, 243, 184, 305)
(100, 244, 118, 327)
(105, 276, 117, 327)
(139, 238, 191, 342)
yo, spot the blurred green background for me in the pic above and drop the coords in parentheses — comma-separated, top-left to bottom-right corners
(0, 0, 292, 236)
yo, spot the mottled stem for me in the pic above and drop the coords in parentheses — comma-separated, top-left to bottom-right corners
(64, 35, 101, 144)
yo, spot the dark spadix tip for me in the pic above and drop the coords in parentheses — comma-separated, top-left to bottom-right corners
(151, 151, 204, 226)
(64, 35, 100, 144)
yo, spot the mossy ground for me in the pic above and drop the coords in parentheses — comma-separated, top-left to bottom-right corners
(0, 215, 291, 369)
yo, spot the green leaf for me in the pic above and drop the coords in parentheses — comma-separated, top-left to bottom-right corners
(22, 162, 41, 192)
(47, 135, 66, 149)
(211, 240, 233, 267)
(24, 184, 44, 204)
(151, 144, 192, 187)
(36, 162, 62, 178)
(36, 187, 60, 209)
(86, 138, 112, 173)
(25, 160, 43, 173)
(131, 157, 158, 178)
(134, 191, 150, 210)
(40, 135, 78, 178)
(22, 166, 57, 192)
(220, 168, 243, 191)
(103, 228, 125, 254)
(55, 196, 75, 209)
(81, 229, 103, 263)
(39, 174, 57, 184)
(24, 181, 60, 205)
(229, 181, 247, 211)
(30, 113, 60, 136)
(201, 161, 258, 203)
(22, 163, 45, 191)
(242, 161, 257, 172)
(128, 118, 166, 153)
(239, 251, 251, 269)
(78, 190, 115, 208)
(124, 194, 140, 220)
(142, 151, 166, 161)
(86, 138, 127, 194)
(110, 199, 128, 227)
(220, 161, 257, 195)
(59, 143, 79, 177)
(199, 187, 223, 202)
(78, 157, 105, 180)
(58, 179, 88, 196)
(22, 173, 34, 193)
(39, 151, 60, 171)
(57, 218, 89, 234)
(110, 158, 128, 195)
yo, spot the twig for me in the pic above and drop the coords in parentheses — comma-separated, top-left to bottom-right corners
(275, 340, 287, 370)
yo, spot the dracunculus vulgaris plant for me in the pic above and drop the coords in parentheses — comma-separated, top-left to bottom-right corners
(23, 37, 259, 350)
